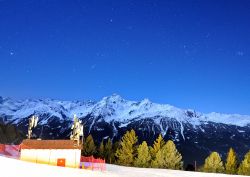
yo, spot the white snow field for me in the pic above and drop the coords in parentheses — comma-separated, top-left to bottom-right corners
(0, 156, 244, 177)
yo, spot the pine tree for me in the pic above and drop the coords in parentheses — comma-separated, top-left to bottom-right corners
(82, 134, 96, 156)
(134, 141, 151, 167)
(225, 148, 237, 174)
(238, 151, 250, 175)
(104, 138, 113, 163)
(203, 152, 224, 173)
(115, 129, 138, 166)
(150, 134, 165, 160)
(98, 140, 105, 158)
(152, 140, 183, 169)
(113, 140, 121, 164)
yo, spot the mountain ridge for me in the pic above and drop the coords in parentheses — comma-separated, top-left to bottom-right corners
(1, 94, 250, 166)
(0, 94, 249, 127)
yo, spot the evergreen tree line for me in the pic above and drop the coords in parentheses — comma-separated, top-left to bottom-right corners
(81, 129, 250, 175)
(82, 129, 183, 169)
(201, 148, 250, 175)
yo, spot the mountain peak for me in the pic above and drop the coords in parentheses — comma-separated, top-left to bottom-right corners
(101, 94, 124, 103)
(140, 98, 151, 105)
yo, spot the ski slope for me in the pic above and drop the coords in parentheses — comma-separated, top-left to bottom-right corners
(0, 156, 244, 177)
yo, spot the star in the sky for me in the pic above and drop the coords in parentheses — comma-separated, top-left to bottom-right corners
(91, 64, 96, 70)
(126, 26, 133, 30)
(237, 51, 244, 56)
(72, 68, 77, 73)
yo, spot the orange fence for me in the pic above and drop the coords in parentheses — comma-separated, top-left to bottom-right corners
(0, 144, 20, 159)
(80, 156, 106, 171)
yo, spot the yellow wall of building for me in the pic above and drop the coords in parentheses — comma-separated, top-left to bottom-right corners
(20, 149, 81, 168)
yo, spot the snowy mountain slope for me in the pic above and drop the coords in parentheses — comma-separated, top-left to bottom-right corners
(0, 156, 244, 177)
(0, 94, 250, 166)
(0, 94, 249, 126)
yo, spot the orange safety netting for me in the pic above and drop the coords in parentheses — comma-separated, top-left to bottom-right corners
(80, 156, 106, 171)
(0, 144, 20, 159)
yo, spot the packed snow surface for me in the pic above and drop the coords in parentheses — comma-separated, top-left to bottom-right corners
(0, 156, 244, 177)
(0, 94, 250, 126)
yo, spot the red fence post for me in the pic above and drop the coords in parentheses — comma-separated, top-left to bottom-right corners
(103, 159, 106, 171)
(91, 156, 94, 170)
(80, 155, 106, 171)
(0, 144, 5, 153)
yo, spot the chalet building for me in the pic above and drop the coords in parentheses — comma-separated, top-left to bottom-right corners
(20, 139, 82, 168)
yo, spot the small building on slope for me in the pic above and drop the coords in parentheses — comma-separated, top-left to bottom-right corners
(20, 139, 82, 168)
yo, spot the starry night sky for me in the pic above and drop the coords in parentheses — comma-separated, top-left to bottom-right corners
(0, 0, 250, 114)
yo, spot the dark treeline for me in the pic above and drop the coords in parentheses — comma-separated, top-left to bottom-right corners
(82, 129, 250, 176)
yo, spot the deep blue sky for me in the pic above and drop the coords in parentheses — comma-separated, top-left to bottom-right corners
(0, 0, 250, 114)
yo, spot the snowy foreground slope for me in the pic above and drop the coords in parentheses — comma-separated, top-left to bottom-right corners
(0, 156, 243, 177)
(0, 156, 108, 177)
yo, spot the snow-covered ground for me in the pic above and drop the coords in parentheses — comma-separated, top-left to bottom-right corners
(0, 156, 244, 177)
(0, 156, 109, 177)
(106, 164, 243, 177)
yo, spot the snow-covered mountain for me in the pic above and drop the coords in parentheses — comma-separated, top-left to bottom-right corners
(0, 94, 250, 166)
(1, 94, 250, 126)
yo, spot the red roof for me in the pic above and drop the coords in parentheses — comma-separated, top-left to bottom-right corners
(20, 139, 82, 150)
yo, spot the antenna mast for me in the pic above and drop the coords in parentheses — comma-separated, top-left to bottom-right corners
(70, 114, 84, 146)
(27, 115, 38, 139)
